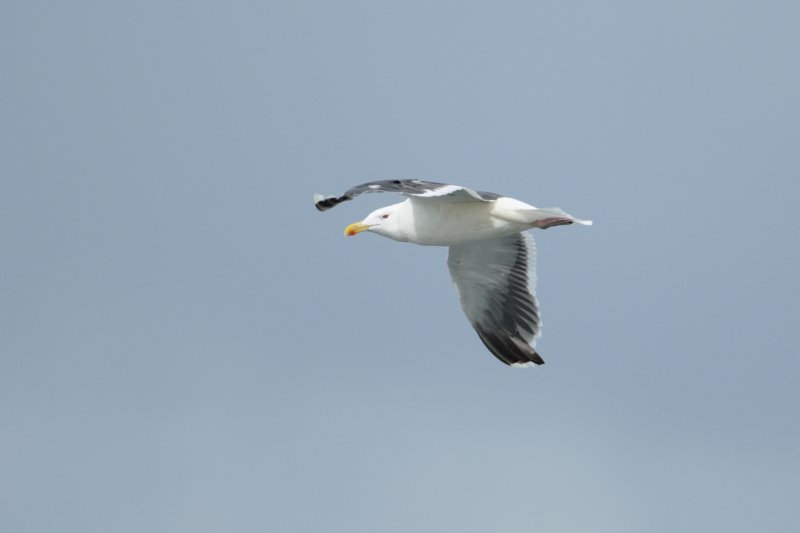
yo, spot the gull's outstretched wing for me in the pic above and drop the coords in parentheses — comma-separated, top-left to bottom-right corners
(447, 232, 544, 366)
(314, 179, 500, 211)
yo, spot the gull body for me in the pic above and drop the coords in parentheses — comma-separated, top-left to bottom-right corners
(316, 179, 591, 367)
(353, 196, 572, 246)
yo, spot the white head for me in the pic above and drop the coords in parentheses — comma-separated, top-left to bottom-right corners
(344, 202, 409, 241)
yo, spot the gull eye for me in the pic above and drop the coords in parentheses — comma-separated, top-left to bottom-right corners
(381, 214, 390, 219)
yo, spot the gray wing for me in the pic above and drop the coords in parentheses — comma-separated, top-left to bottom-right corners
(447, 232, 543, 366)
(314, 179, 500, 212)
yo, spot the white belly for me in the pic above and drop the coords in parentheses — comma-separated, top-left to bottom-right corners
(407, 201, 529, 246)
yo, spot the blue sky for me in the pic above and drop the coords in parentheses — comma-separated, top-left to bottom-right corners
(2, 1, 799, 532)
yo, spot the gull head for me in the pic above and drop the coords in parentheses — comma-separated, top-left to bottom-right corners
(344, 204, 406, 240)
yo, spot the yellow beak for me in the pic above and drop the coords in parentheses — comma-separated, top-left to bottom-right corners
(344, 222, 371, 236)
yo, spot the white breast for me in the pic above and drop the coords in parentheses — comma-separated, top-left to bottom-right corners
(404, 199, 530, 246)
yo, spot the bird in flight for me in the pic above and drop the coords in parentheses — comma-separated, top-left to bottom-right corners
(315, 179, 591, 367)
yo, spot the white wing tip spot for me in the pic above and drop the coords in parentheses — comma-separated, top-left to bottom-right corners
(510, 361, 537, 368)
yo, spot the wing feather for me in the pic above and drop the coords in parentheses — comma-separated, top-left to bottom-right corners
(447, 233, 543, 366)
(314, 179, 499, 211)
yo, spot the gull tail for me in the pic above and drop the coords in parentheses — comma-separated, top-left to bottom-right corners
(519, 207, 593, 229)
(491, 201, 592, 228)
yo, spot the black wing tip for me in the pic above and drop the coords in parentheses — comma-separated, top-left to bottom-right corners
(314, 194, 346, 212)
(507, 350, 545, 367)
(526, 350, 546, 365)
(476, 329, 545, 366)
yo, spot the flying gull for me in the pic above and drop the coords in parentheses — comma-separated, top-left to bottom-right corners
(314, 179, 591, 367)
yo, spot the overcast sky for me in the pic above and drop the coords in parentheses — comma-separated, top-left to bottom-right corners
(2, 1, 799, 532)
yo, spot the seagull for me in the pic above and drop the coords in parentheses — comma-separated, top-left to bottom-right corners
(314, 179, 591, 367)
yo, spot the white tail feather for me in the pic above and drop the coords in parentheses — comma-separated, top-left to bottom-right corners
(494, 206, 592, 228)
